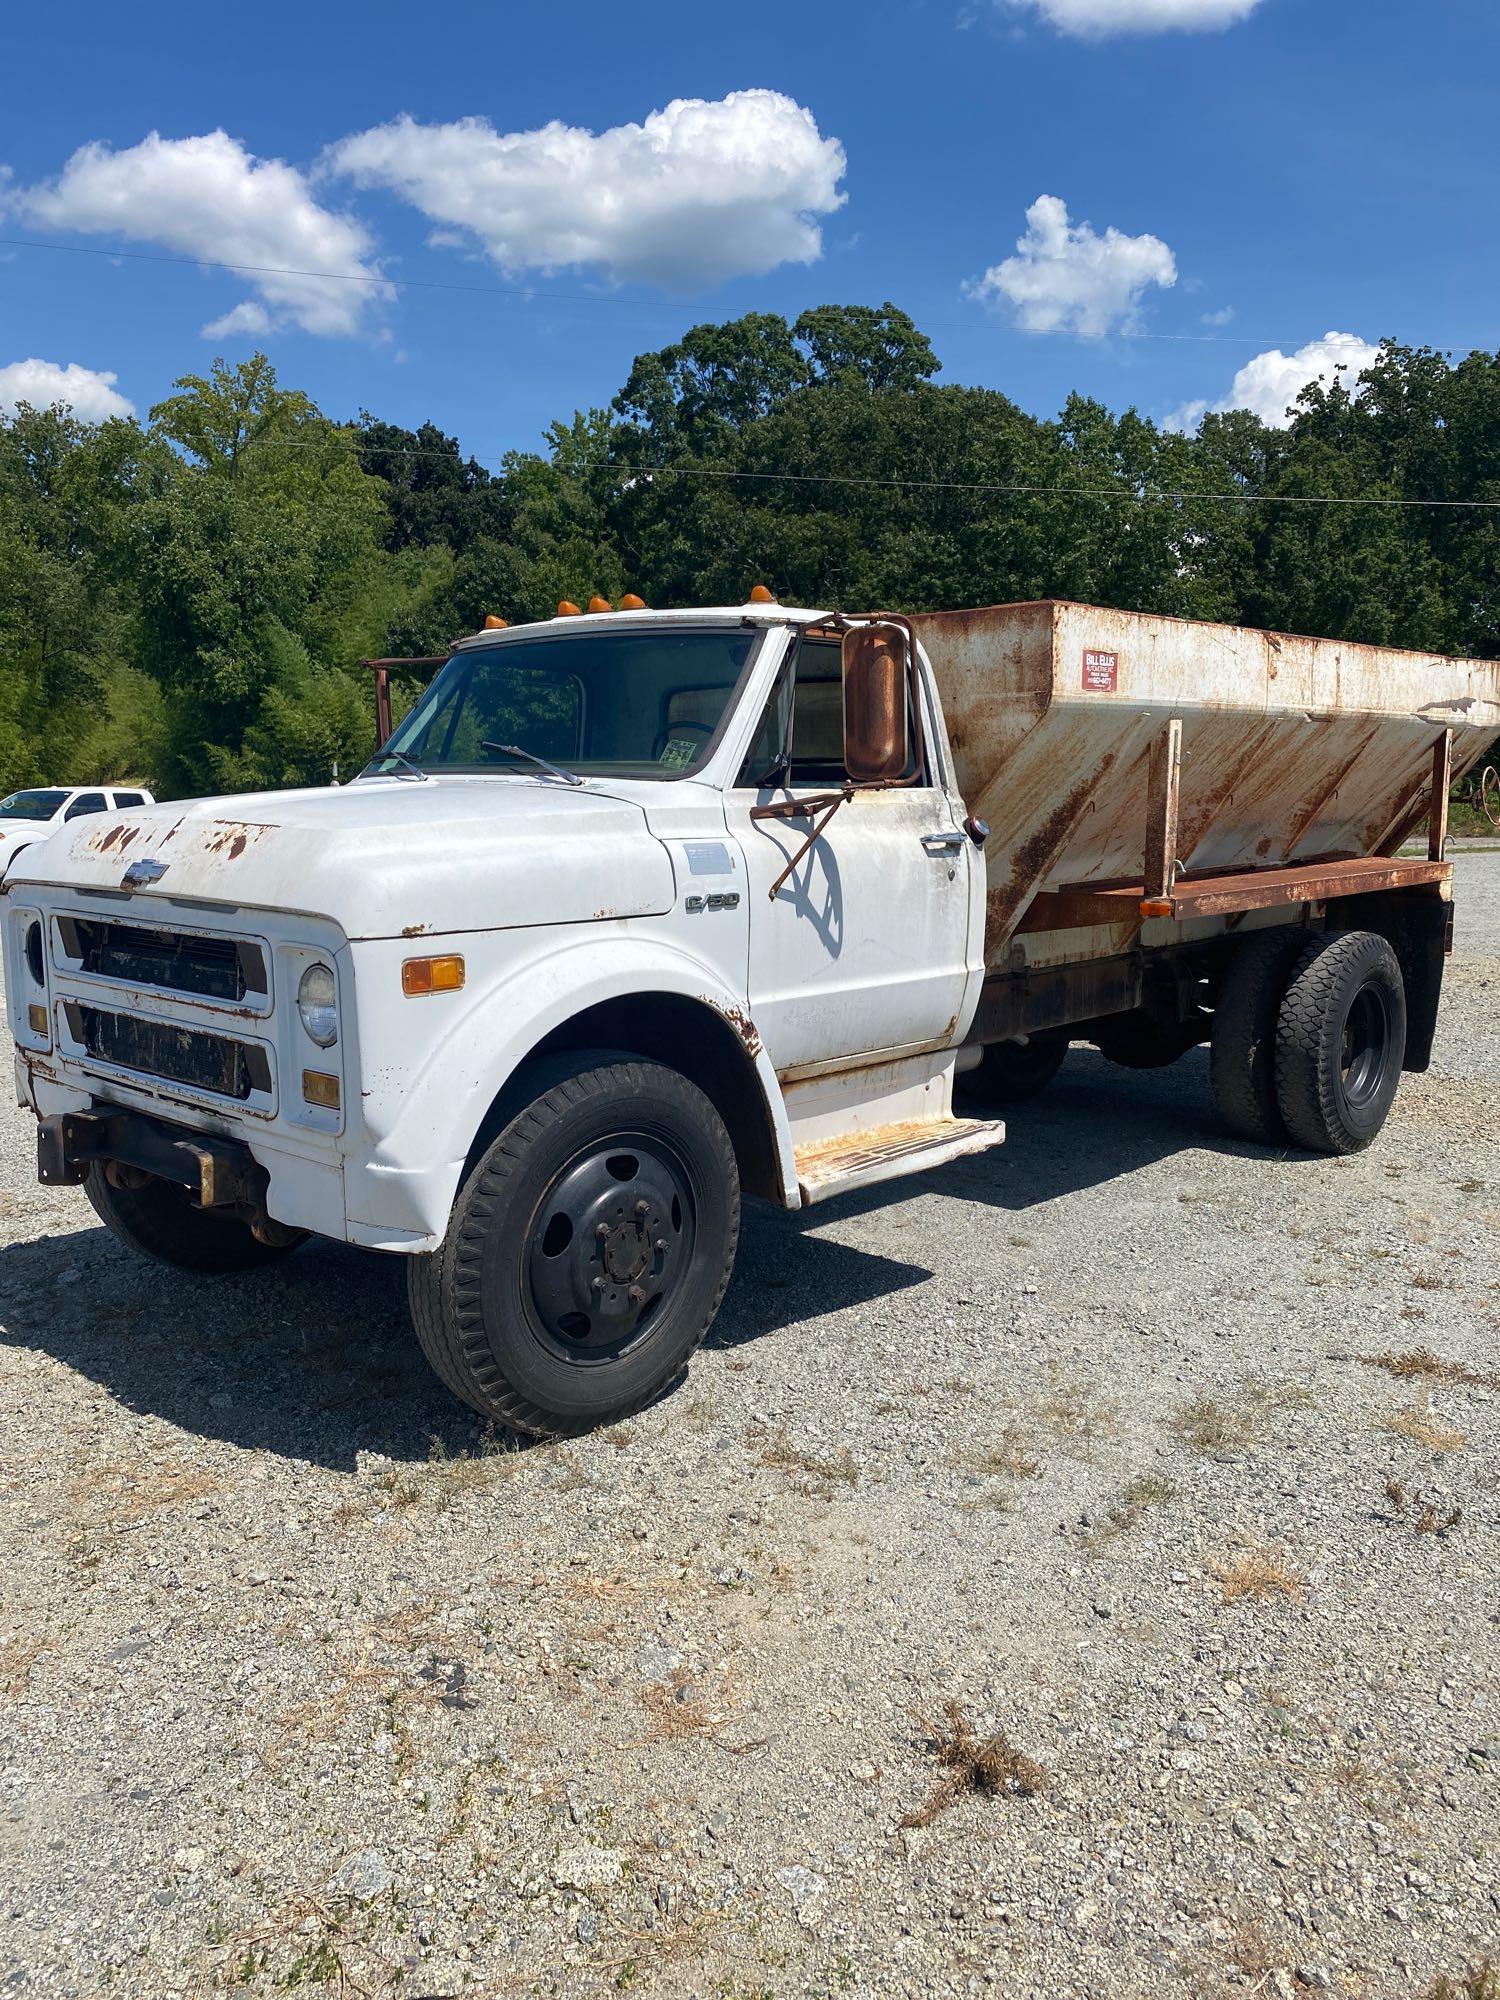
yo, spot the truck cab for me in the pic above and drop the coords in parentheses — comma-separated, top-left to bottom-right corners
(4, 602, 1002, 1436)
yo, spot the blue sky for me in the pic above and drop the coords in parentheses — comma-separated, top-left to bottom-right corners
(1, 0, 1495, 458)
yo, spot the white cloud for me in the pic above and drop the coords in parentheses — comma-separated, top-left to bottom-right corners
(1221, 331, 1381, 426)
(967, 194, 1176, 336)
(1201, 306, 1234, 327)
(0, 357, 133, 421)
(1004, 0, 1262, 35)
(323, 89, 846, 287)
(1168, 331, 1382, 432)
(9, 131, 389, 337)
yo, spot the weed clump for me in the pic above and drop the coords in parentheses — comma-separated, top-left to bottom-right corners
(1084, 1472, 1177, 1548)
(1381, 1404, 1466, 1452)
(1363, 1348, 1497, 1391)
(901, 1700, 1048, 1827)
(1424, 1962, 1499, 2000)
(1382, 1479, 1462, 1537)
(1208, 1543, 1304, 1604)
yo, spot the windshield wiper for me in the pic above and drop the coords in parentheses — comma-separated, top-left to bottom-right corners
(360, 747, 428, 782)
(481, 741, 585, 787)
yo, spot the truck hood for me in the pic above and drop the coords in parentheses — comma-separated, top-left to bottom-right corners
(4, 777, 678, 939)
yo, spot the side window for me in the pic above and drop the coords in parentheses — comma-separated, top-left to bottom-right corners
(736, 638, 920, 787)
(112, 791, 146, 808)
(63, 792, 107, 820)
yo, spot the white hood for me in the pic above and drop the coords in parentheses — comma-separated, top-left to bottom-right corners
(5, 777, 679, 940)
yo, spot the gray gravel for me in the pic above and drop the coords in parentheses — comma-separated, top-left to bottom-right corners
(2, 861, 1498, 1999)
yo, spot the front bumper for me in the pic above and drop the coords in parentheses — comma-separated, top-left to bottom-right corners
(36, 1104, 305, 1245)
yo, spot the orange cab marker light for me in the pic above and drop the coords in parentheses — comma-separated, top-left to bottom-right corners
(620, 592, 646, 611)
(302, 1069, 341, 1110)
(403, 954, 466, 997)
(483, 614, 508, 629)
(556, 599, 582, 617)
(587, 595, 612, 613)
(749, 583, 776, 604)
(1139, 898, 1176, 920)
(27, 1004, 47, 1036)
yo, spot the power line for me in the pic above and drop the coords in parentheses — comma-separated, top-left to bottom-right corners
(243, 432, 1500, 510)
(0, 231, 1420, 351)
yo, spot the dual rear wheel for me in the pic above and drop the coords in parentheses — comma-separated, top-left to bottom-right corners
(1211, 927, 1406, 1153)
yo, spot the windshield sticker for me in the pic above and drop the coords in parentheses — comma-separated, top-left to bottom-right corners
(658, 738, 699, 770)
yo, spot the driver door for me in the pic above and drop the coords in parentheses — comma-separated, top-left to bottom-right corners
(723, 634, 972, 1075)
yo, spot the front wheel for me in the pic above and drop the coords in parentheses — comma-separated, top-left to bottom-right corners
(408, 1054, 740, 1438)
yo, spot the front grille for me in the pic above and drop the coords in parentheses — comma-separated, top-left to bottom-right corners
(63, 1003, 272, 1102)
(57, 916, 267, 1004)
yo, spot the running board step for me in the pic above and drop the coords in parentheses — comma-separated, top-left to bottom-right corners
(794, 1114, 1006, 1206)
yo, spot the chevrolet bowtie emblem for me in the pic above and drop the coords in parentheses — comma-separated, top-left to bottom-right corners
(122, 857, 169, 887)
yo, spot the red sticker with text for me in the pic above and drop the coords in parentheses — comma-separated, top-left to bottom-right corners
(1082, 648, 1119, 692)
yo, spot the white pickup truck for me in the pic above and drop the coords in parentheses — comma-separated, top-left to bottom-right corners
(5, 598, 1496, 1435)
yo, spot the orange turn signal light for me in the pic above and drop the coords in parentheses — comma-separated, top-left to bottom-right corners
(483, 614, 508, 630)
(556, 599, 582, 617)
(587, 594, 612, 614)
(301, 1069, 341, 1110)
(402, 954, 466, 997)
(620, 592, 646, 610)
(749, 583, 776, 604)
(1139, 897, 1176, 920)
(27, 1004, 48, 1036)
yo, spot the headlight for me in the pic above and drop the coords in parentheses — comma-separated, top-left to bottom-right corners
(297, 962, 338, 1047)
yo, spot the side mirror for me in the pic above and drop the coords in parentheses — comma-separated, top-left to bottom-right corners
(842, 624, 910, 784)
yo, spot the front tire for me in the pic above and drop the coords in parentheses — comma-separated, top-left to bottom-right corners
(84, 1165, 305, 1273)
(408, 1055, 740, 1438)
(1274, 930, 1406, 1154)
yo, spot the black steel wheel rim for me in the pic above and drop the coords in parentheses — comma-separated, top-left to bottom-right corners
(521, 1128, 698, 1364)
(1340, 982, 1389, 1108)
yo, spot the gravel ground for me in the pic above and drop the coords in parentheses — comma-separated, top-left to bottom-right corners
(2, 861, 1497, 2000)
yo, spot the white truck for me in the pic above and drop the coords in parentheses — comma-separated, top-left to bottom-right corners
(0, 783, 155, 877)
(5, 598, 1497, 1436)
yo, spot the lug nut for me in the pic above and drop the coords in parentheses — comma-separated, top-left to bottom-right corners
(654, 1238, 667, 1252)
(595, 1221, 610, 1239)
(628, 1284, 645, 1304)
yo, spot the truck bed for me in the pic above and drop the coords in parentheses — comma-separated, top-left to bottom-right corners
(912, 601, 1500, 963)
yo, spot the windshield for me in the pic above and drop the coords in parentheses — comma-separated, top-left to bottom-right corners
(372, 626, 762, 781)
(0, 789, 68, 823)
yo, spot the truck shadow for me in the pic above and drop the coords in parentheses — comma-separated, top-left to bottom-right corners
(0, 1049, 1268, 1472)
(822, 1045, 1254, 1225)
(0, 1215, 932, 1473)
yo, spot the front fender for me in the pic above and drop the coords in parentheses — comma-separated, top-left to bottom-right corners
(341, 926, 796, 1248)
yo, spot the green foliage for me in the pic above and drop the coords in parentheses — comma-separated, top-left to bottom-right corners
(1, 325, 1497, 803)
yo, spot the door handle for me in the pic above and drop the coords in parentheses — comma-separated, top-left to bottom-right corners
(920, 830, 966, 856)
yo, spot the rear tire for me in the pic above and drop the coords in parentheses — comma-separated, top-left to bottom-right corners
(408, 1054, 739, 1438)
(84, 1165, 305, 1273)
(1210, 930, 1303, 1143)
(1274, 930, 1406, 1154)
(961, 1038, 1067, 1106)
